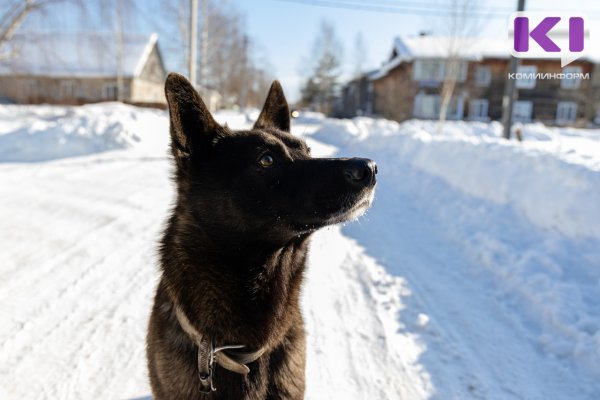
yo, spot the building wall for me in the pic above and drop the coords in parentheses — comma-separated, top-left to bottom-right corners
(0, 44, 166, 106)
(138, 44, 165, 83)
(465, 58, 507, 120)
(337, 76, 374, 118)
(369, 57, 599, 126)
(516, 60, 594, 125)
(372, 63, 416, 121)
(130, 79, 164, 104)
(591, 64, 600, 123)
(372, 61, 471, 121)
(0, 76, 133, 104)
(131, 43, 167, 105)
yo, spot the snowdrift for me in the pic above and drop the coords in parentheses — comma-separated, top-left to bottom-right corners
(0, 103, 168, 161)
(311, 117, 600, 240)
(2, 104, 599, 398)
(308, 116, 600, 383)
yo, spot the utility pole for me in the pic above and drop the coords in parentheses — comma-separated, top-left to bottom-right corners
(189, 0, 198, 87)
(200, 0, 208, 88)
(502, 0, 526, 139)
(239, 35, 248, 111)
(115, 0, 124, 102)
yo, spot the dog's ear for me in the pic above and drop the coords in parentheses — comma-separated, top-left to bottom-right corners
(164, 73, 223, 161)
(254, 80, 291, 132)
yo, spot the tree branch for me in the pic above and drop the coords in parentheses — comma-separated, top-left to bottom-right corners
(0, 0, 69, 52)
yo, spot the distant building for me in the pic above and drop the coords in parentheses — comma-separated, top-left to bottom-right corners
(0, 32, 167, 107)
(335, 69, 378, 118)
(339, 35, 600, 127)
(196, 85, 223, 113)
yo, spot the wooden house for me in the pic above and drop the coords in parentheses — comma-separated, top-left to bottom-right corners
(0, 32, 167, 107)
(342, 35, 600, 126)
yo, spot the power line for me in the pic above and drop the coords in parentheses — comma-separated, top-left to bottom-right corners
(274, 0, 513, 18)
(324, 0, 515, 13)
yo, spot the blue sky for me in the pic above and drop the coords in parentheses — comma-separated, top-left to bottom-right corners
(19, 0, 600, 102)
(236, 0, 509, 100)
(234, 0, 600, 101)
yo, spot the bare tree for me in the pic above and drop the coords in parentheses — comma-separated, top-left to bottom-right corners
(199, 1, 273, 108)
(115, 0, 124, 102)
(161, 0, 273, 108)
(161, 0, 196, 75)
(353, 32, 367, 78)
(300, 20, 343, 114)
(0, 0, 68, 60)
(437, 0, 482, 132)
(1, 0, 272, 108)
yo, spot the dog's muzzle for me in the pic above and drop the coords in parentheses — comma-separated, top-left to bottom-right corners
(343, 158, 378, 187)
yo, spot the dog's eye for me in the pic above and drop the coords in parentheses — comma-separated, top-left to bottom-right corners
(258, 153, 274, 167)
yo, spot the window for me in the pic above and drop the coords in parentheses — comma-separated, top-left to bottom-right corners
(447, 60, 468, 82)
(561, 66, 582, 89)
(513, 100, 533, 123)
(413, 92, 441, 118)
(413, 59, 467, 82)
(468, 99, 489, 121)
(474, 66, 491, 87)
(102, 83, 118, 100)
(60, 80, 75, 99)
(516, 65, 537, 89)
(556, 101, 577, 124)
(366, 82, 374, 114)
(22, 79, 37, 97)
(413, 92, 464, 119)
(413, 60, 444, 81)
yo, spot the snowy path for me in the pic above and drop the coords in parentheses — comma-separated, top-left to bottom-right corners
(338, 162, 598, 400)
(0, 155, 172, 398)
(0, 105, 598, 399)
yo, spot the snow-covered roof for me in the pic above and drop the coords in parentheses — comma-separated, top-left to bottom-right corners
(371, 35, 600, 80)
(370, 36, 508, 80)
(391, 36, 509, 61)
(0, 32, 160, 78)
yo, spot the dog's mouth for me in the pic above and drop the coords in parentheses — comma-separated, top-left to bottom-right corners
(323, 187, 376, 225)
(288, 186, 376, 232)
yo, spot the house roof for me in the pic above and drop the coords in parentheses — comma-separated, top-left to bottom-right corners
(391, 36, 509, 61)
(371, 35, 600, 80)
(0, 32, 160, 78)
(370, 36, 508, 80)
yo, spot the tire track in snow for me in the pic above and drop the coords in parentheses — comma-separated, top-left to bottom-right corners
(0, 155, 171, 399)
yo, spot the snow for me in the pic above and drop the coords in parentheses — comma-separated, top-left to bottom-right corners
(1, 103, 599, 399)
(393, 36, 510, 61)
(312, 117, 600, 239)
(0, 33, 157, 78)
(388, 35, 600, 66)
(0, 103, 168, 162)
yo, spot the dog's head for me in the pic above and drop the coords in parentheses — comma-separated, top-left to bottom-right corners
(165, 73, 377, 244)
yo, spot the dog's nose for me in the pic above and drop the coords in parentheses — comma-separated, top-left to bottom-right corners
(344, 158, 377, 186)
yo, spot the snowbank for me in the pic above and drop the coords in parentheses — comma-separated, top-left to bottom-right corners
(0, 104, 265, 163)
(0, 103, 169, 161)
(1, 104, 599, 398)
(312, 117, 600, 240)
(311, 116, 600, 384)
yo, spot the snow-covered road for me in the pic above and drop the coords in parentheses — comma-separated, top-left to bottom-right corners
(0, 104, 598, 399)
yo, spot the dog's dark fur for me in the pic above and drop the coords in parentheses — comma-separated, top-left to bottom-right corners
(146, 73, 377, 399)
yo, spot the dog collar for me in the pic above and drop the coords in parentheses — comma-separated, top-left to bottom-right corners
(174, 307, 266, 393)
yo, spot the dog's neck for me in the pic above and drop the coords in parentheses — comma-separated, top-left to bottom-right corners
(160, 212, 311, 350)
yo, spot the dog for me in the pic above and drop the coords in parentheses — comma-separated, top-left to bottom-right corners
(146, 73, 377, 399)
